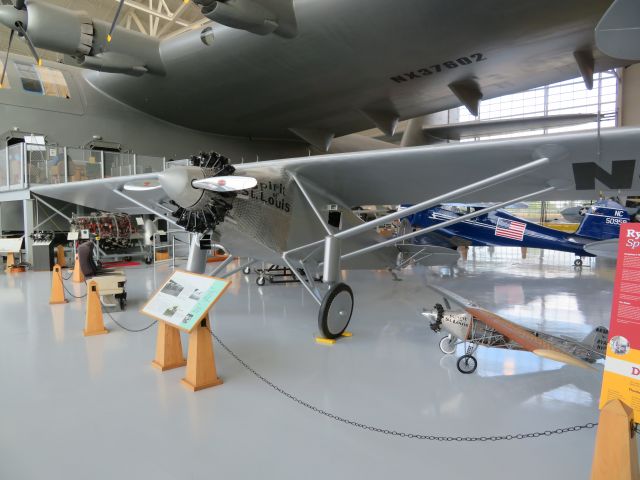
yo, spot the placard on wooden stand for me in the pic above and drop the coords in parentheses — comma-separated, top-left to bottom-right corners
(141, 270, 231, 391)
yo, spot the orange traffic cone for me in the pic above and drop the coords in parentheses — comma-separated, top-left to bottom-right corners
(49, 264, 67, 304)
(84, 280, 108, 336)
(72, 254, 85, 283)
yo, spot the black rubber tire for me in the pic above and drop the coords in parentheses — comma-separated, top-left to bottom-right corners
(574, 258, 583, 267)
(318, 283, 354, 339)
(439, 336, 457, 355)
(457, 354, 478, 374)
(256, 276, 266, 286)
(144, 257, 152, 265)
(243, 266, 251, 275)
(119, 296, 126, 311)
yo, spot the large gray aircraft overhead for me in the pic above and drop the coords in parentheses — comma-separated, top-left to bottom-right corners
(0, 0, 630, 158)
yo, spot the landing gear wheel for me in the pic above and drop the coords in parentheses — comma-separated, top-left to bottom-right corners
(118, 293, 127, 311)
(243, 266, 251, 275)
(457, 354, 478, 374)
(256, 276, 266, 286)
(574, 258, 583, 267)
(439, 335, 457, 355)
(144, 256, 152, 265)
(318, 283, 354, 339)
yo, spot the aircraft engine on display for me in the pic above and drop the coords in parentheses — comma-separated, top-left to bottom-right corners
(162, 152, 238, 233)
(71, 212, 140, 252)
(194, 0, 298, 37)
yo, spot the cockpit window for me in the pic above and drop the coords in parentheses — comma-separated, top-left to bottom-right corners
(15, 62, 70, 98)
(0, 60, 9, 89)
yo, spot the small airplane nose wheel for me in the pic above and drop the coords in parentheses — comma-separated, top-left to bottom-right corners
(439, 335, 457, 355)
(243, 266, 251, 275)
(574, 258, 583, 267)
(318, 282, 354, 339)
(256, 276, 266, 286)
(456, 354, 477, 374)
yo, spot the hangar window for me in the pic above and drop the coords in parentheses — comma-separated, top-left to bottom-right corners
(0, 60, 9, 89)
(15, 62, 71, 98)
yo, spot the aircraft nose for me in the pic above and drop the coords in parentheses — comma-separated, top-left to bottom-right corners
(0, 6, 27, 31)
(158, 167, 205, 209)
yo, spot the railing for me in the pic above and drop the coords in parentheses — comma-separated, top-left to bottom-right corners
(0, 143, 166, 191)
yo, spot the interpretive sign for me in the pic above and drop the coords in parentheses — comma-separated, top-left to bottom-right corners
(141, 270, 231, 333)
(600, 223, 640, 416)
(0, 237, 23, 253)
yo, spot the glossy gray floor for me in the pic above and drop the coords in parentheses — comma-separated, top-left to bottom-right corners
(0, 248, 623, 479)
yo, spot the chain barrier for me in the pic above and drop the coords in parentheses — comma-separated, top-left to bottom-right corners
(103, 309, 157, 333)
(57, 270, 87, 299)
(210, 330, 598, 442)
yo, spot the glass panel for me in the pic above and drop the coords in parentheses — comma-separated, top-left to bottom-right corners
(7, 143, 24, 188)
(67, 148, 103, 181)
(0, 147, 7, 190)
(26, 143, 48, 185)
(15, 62, 43, 94)
(38, 67, 71, 98)
(135, 155, 164, 174)
(104, 151, 134, 178)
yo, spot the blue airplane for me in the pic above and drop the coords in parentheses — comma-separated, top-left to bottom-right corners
(401, 199, 631, 266)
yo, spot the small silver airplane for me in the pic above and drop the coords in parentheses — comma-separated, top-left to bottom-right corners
(422, 285, 609, 374)
(31, 125, 640, 339)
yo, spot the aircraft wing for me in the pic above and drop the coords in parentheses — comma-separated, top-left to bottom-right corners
(430, 285, 597, 370)
(236, 127, 640, 206)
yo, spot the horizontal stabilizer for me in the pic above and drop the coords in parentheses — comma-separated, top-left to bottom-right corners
(584, 239, 619, 258)
(533, 349, 598, 370)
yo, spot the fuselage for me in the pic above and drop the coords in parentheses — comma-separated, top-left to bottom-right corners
(85, 0, 618, 138)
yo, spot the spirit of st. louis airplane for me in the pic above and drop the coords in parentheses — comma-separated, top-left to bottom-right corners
(401, 198, 630, 267)
(422, 285, 609, 374)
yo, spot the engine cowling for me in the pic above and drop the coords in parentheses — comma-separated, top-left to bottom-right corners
(196, 0, 297, 38)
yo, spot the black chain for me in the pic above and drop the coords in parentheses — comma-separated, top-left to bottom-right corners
(57, 271, 87, 298)
(103, 309, 157, 333)
(211, 330, 597, 442)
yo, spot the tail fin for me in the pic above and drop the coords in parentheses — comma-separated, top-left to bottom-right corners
(582, 326, 609, 355)
(574, 199, 630, 240)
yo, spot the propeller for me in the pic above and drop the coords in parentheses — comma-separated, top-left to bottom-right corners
(0, 28, 13, 87)
(107, 0, 126, 43)
(192, 175, 257, 193)
(0, 0, 41, 86)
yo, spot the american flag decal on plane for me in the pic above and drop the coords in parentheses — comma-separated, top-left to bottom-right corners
(494, 218, 526, 241)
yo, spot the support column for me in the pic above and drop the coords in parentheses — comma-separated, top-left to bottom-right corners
(620, 64, 640, 127)
(322, 235, 341, 285)
(22, 198, 34, 264)
(186, 234, 208, 274)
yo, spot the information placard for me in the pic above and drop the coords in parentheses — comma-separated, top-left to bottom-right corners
(0, 237, 23, 253)
(600, 223, 640, 416)
(141, 270, 231, 333)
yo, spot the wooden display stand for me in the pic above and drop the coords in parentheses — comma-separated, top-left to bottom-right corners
(155, 250, 170, 261)
(4, 252, 16, 272)
(49, 264, 67, 304)
(56, 245, 66, 268)
(151, 322, 187, 371)
(72, 254, 85, 283)
(591, 400, 640, 480)
(181, 315, 223, 392)
(84, 280, 109, 336)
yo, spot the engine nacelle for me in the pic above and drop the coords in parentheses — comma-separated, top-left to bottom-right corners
(198, 0, 297, 38)
(23, 1, 93, 56)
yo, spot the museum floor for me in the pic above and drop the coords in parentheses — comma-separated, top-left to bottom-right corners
(0, 248, 625, 479)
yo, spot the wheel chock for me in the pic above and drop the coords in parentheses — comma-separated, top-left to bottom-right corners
(315, 332, 353, 345)
(72, 254, 85, 283)
(84, 280, 108, 336)
(49, 264, 68, 305)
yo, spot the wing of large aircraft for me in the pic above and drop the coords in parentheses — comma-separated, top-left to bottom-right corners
(429, 285, 598, 370)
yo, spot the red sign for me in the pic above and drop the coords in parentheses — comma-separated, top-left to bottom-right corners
(600, 223, 640, 415)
